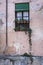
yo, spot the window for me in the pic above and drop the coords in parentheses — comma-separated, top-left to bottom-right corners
(15, 3, 29, 31)
(16, 12, 22, 20)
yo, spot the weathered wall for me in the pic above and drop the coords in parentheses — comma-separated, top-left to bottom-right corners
(30, 0, 43, 56)
(0, 56, 43, 65)
(0, 0, 6, 54)
(0, 0, 43, 56)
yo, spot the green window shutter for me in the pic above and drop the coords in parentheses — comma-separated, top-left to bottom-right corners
(15, 3, 29, 12)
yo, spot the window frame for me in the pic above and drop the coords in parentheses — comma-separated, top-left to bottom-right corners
(15, 3, 30, 31)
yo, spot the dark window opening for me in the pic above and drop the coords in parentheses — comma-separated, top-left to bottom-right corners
(15, 3, 30, 31)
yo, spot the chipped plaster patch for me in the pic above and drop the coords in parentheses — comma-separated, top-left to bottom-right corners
(30, 3, 42, 12)
(14, 42, 21, 54)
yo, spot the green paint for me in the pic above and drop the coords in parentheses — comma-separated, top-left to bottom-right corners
(15, 3, 29, 12)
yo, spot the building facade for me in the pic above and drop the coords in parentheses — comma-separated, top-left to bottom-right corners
(0, 0, 43, 56)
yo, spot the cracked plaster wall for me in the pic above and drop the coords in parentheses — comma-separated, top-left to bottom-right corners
(0, 0, 43, 56)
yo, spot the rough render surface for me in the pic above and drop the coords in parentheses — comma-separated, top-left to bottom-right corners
(0, 0, 43, 56)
